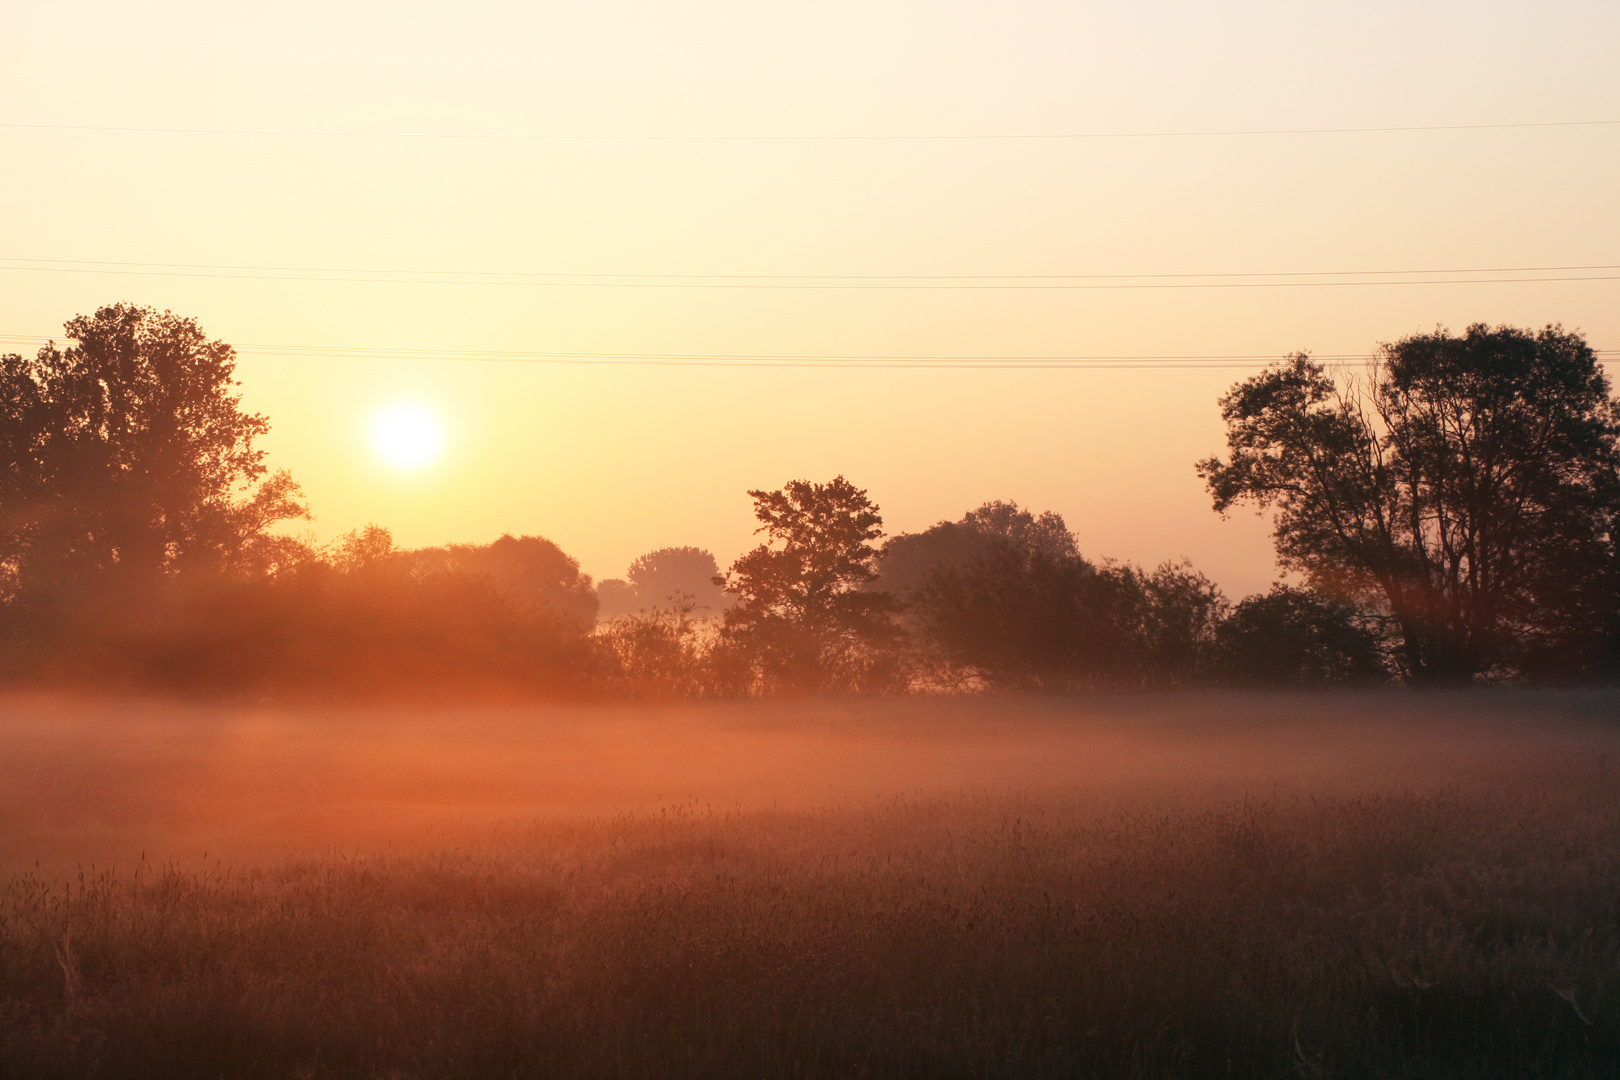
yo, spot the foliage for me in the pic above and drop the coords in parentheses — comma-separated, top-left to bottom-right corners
(412, 533, 599, 631)
(877, 500, 1076, 606)
(718, 477, 904, 694)
(598, 547, 727, 619)
(167, 529, 601, 698)
(0, 304, 305, 600)
(913, 544, 1100, 690)
(0, 521, 601, 697)
(0, 305, 310, 678)
(595, 593, 714, 698)
(1199, 325, 1620, 683)
(904, 501, 1226, 690)
(1215, 584, 1389, 685)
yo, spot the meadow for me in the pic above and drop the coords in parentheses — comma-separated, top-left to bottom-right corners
(2, 691, 1618, 1078)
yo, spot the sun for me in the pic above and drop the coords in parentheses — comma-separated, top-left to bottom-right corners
(369, 402, 446, 470)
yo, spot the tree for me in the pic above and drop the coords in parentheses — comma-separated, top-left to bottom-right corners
(627, 547, 726, 613)
(165, 529, 601, 697)
(595, 593, 710, 699)
(717, 476, 901, 693)
(1215, 585, 1388, 686)
(914, 551, 1225, 691)
(330, 524, 398, 574)
(892, 500, 1229, 691)
(0, 303, 306, 612)
(1122, 560, 1228, 683)
(912, 544, 1100, 691)
(410, 533, 598, 631)
(877, 500, 1076, 605)
(1198, 325, 1620, 683)
(597, 548, 725, 619)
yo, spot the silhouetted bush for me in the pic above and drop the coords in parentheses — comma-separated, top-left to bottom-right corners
(1215, 585, 1389, 686)
(0, 528, 602, 700)
(594, 595, 716, 699)
(915, 551, 1226, 691)
(889, 503, 1226, 690)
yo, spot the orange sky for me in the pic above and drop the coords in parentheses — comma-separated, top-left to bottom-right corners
(1, 1, 1615, 597)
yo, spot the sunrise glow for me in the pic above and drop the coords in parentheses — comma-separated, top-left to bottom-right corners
(4, 5, 1620, 1074)
(369, 402, 445, 470)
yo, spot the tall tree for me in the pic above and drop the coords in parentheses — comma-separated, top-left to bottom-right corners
(1198, 325, 1620, 683)
(717, 476, 901, 693)
(0, 303, 306, 610)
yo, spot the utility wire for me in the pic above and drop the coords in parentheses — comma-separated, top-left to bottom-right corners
(3, 119, 1617, 141)
(2, 335, 1614, 370)
(3, 257, 1617, 282)
(1, 262, 1614, 290)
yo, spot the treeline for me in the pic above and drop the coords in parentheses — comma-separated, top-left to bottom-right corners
(2, 304, 1617, 698)
(597, 487, 1389, 698)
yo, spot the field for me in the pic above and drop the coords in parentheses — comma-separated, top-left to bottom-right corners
(2, 691, 1619, 1078)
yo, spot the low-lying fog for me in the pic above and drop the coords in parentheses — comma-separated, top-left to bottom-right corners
(2, 691, 1615, 873)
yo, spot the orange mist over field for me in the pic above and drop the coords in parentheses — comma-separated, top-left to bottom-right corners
(3, 692, 1615, 874)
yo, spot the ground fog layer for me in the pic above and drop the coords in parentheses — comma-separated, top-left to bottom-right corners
(2, 691, 1618, 1078)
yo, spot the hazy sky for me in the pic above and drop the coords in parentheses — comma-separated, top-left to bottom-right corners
(1, 1, 1616, 596)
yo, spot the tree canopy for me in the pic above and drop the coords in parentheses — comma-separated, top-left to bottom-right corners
(1214, 585, 1387, 686)
(1198, 324, 1620, 683)
(877, 501, 1076, 606)
(717, 476, 901, 693)
(0, 303, 306, 611)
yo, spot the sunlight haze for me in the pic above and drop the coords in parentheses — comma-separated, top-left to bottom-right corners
(1, 0, 1615, 593)
(369, 401, 447, 471)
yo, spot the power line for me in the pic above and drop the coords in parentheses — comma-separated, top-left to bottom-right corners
(3, 257, 1617, 282)
(2, 335, 1615, 370)
(3, 119, 1617, 141)
(1, 261, 1615, 290)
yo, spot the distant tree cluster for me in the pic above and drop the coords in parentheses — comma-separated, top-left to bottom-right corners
(595, 547, 727, 619)
(592, 487, 1388, 697)
(0, 305, 596, 698)
(3, 305, 1617, 698)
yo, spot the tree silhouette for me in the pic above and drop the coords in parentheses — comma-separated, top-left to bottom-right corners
(628, 547, 726, 613)
(161, 529, 600, 697)
(717, 476, 901, 693)
(914, 544, 1225, 691)
(0, 304, 305, 616)
(412, 534, 598, 631)
(877, 501, 1076, 606)
(1215, 585, 1387, 685)
(1199, 325, 1620, 683)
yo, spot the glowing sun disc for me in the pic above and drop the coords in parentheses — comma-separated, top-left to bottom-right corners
(370, 402, 445, 469)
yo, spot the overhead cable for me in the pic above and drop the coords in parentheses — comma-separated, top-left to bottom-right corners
(3, 119, 1617, 141)
(0, 261, 1614, 290)
(2, 335, 1614, 370)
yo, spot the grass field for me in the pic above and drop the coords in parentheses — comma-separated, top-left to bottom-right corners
(2, 691, 1618, 1078)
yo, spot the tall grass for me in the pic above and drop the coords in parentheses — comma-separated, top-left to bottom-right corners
(4, 769, 1619, 1078)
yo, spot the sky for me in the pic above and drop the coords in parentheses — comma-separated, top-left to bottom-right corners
(1, 1, 1616, 596)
